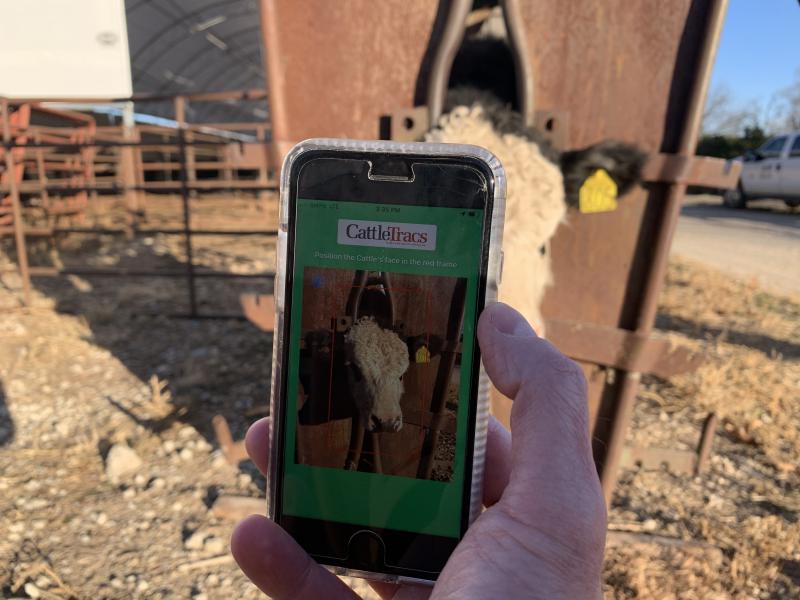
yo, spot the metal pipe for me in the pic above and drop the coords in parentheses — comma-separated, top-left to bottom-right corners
(501, 0, 535, 125)
(35, 227, 278, 236)
(695, 412, 718, 475)
(177, 127, 198, 317)
(599, 0, 729, 502)
(426, 0, 473, 126)
(260, 0, 291, 163)
(0, 183, 277, 194)
(0, 89, 267, 106)
(417, 277, 467, 479)
(26, 266, 274, 278)
(1, 140, 240, 149)
(1, 99, 32, 305)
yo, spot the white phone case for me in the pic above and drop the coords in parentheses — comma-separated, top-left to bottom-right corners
(268, 138, 506, 585)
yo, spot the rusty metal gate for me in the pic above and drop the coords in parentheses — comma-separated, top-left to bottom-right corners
(257, 0, 740, 500)
(0, 91, 276, 318)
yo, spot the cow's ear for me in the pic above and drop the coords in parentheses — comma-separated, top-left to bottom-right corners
(560, 141, 647, 208)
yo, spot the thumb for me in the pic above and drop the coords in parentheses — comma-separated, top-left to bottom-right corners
(477, 303, 599, 504)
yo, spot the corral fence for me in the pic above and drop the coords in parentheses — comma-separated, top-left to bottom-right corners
(0, 89, 277, 318)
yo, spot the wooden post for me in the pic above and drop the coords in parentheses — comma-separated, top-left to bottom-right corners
(120, 102, 141, 235)
(173, 96, 196, 188)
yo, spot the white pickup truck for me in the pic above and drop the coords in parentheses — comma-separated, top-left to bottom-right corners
(723, 131, 800, 208)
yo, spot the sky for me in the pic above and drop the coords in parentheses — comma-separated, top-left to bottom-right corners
(709, 0, 800, 108)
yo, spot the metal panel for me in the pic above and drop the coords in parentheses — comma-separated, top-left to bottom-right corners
(253, 0, 729, 499)
(507, 0, 701, 151)
(260, 0, 443, 159)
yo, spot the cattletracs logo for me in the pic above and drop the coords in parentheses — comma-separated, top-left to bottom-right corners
(337, 219, 437, 251)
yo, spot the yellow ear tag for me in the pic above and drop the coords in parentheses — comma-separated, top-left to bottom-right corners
(415, 345, 431, 364)
(579, 169, 618, 213)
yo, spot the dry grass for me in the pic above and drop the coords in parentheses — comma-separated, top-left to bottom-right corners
(605, 258, 800, 599)
(659, 259, 800, 472)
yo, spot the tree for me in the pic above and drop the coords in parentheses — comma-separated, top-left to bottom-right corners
(773, 68, 800, 131)
(701, 84, 760, 136)
(696, 125, 768, 159)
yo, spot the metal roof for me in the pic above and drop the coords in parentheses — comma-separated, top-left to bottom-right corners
(125, 0, 267, 123)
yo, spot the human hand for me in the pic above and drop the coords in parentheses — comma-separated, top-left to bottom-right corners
(231, 302, 606, 599)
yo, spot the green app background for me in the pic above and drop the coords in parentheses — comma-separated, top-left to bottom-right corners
(282, 198, 485, 538)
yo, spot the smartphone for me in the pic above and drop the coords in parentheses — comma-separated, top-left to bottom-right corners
(269, 139, 505, 584)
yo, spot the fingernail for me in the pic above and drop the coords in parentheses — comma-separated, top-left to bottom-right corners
(487, 303, 536, 337)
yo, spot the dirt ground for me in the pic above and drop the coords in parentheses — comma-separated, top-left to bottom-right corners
(672, 194, 800, 296)
(605, 258, 800, 599)
(1, 202, 798, 598)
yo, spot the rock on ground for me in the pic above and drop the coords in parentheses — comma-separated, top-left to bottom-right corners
(105, 443, 143, 484)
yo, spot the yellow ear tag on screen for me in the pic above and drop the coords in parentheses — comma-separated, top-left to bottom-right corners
(579, 169, 618, 213)
(415, 345, 431, 364)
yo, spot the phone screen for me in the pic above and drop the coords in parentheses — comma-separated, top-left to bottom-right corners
(275, 153, 493, 578)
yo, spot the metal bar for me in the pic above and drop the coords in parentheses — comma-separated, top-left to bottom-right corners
(2, 141, 238, 150)
(0, 88, 267, 105)
(260, 0, 290, 164)
(131, 89, 268, 104)
(27, 266, 274, 278)
(371, 434, 383, 474)
(33, 131, 52, 229)
(194, 123, 269, 132)
(1, 227, 276, 236)
(40, 227, 277, 236)
(502, 0, 536, 125)
(695, 412, 718, 475)
(642, 153, 741, 189)
(417, 278, 468, 479)
(139, 181, 277, 191)
(545, 318, 704, 378)
(140, 161, 266, 170)
(599, 0, 729, 503)
(1, 98, 32, 305)
(1, 182, 277, 194)
(425, 0, 473, 125)
(3, 103, 94, 127)
(344, 419, 366, 471)
(177, 127, 198, 317)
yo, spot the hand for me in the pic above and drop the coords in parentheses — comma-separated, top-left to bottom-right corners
(231, 302, 606, 599)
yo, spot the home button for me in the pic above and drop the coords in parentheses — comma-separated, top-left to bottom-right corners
(347, 530, 386, 569)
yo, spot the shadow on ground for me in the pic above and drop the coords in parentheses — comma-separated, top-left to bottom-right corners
(0, 383, 13, 446)
(656, 313, 800, 360)
(23, 234, 274, 451)
(681, 200, 800, 231)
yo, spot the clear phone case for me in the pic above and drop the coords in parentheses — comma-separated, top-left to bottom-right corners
(268, 138, 506, 585)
